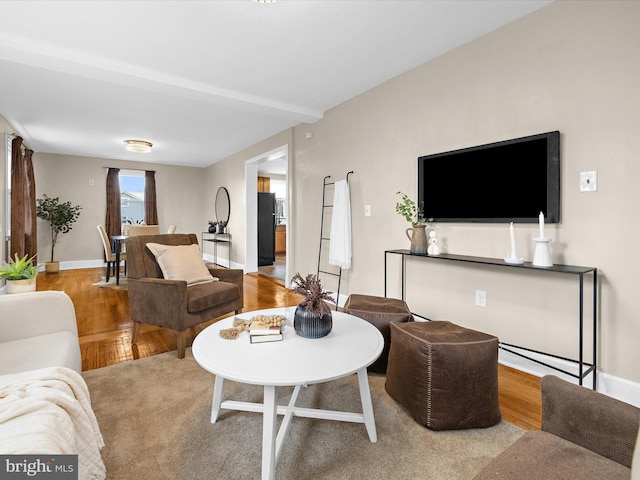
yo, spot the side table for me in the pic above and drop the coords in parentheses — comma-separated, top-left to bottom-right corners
(201, 232, 231, 268)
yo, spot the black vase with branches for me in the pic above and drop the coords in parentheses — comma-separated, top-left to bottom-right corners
(291, 273, 335, 338)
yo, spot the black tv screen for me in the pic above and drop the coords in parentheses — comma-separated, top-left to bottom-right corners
(418, 131, 560, 223)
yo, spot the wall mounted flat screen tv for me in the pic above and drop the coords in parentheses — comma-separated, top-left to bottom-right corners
(418, 131, 560, 223)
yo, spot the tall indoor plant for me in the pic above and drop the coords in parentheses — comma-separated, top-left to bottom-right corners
(36, 194, 82, 272)
(0, 253, 39, 293)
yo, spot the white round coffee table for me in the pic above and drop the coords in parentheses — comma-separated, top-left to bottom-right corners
(192, 307, 384, 480)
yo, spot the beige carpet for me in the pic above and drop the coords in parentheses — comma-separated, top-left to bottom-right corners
(92, 276, 127, 289)
(83, 349, 524, 480)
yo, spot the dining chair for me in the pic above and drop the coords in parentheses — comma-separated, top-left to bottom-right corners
(97, 225, 126, 282)
(127, 225, 160, 236)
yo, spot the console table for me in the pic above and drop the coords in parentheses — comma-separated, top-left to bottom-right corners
(384, 249, 598, 389)
(201, 232, 231, 268)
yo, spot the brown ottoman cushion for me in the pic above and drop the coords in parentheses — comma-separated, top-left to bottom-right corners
(385, 321, 501, 430)
(343, 294, 413, 373)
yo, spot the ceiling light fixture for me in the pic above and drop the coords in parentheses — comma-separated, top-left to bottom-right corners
(252, 0, 278, 3)
(124, 140, 153, 153)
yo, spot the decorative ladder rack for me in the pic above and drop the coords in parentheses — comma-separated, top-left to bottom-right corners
(317, 171, 353, 310)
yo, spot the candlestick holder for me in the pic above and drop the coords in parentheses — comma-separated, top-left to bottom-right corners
(505, 222, 524, 264)
(533, 237, 553, 267)
(504, 252, 524, 264)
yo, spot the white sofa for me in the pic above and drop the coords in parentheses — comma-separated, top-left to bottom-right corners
(0, 291, 105, 479)
(0, 290, 82, 375)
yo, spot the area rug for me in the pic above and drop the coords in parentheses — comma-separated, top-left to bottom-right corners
(92, 276, 127, 289)
(82, 350, 524, 480)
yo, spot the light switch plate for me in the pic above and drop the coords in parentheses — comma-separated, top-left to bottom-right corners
(580, 171, 597, 192)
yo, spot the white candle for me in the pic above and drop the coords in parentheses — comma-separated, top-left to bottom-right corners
(509, 222, 516, 258)
(539, 211, 545, 238)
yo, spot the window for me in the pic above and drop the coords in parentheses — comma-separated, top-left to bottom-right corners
(119, 170, 145, 227)
(270, 178, 287, 225)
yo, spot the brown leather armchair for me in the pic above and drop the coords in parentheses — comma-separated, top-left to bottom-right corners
(125, 233, 243, 358)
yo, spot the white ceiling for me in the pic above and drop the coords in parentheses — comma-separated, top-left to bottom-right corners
(0, 0, 551, 168)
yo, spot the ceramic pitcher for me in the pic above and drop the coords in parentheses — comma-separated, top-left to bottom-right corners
(405, 224, 428, 254)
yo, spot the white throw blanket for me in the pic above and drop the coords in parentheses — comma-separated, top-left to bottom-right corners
(329, 179, 352, 269)
(0, 367, 106, 480)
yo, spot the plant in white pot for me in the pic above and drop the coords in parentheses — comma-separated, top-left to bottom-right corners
(0, 253, 39, 293)
(36, 194, 82, 273)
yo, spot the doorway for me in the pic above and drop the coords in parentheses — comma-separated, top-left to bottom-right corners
(245, 145, 289, 286)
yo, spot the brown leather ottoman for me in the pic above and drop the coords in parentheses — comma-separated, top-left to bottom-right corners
(385, 320, 501, 430)
(343, 294, 413, 373)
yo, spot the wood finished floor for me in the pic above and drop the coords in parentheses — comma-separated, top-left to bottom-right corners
(258, 253, 286, 281)
(36, 267, 541, 431)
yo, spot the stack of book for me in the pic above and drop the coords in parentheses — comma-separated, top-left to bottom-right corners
(249, 322, 283, 343)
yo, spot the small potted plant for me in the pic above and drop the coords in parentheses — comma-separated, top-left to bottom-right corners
(36, 194, 82, 272)
(0, 253, 39, 294)
(396, 191, 428, 254)
(395, 191, 426, 225)
(208, 220, 218, 233)
(217, 220, 227, 234)
(291, 273, 336, 338)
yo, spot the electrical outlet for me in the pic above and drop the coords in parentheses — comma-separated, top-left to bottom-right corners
(475, 290, 487, 308)
(580, 171, 597, 192)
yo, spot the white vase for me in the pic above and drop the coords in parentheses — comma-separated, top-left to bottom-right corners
(7, 279, 37, 294)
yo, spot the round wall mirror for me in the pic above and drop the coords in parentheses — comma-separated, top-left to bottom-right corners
(215, 187, 230, 224)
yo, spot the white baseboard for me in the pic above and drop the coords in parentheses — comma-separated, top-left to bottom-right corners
(410, 314, 640, 406)
(498, 345, 640, 407)
(64, 259, 106, 270)
(202, 253, 242, 270)
(37, 259, 108, 271)
(334, 293, 348, 308)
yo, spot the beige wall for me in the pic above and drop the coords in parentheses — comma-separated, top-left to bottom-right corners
(2, 1, 638, 383)
(33, 153, 206, 264)
(202, 129, 293, 265)
(208, 1, 640, 383)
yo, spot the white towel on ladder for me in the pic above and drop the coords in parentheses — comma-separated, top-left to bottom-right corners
(329, 179, 352, 269)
